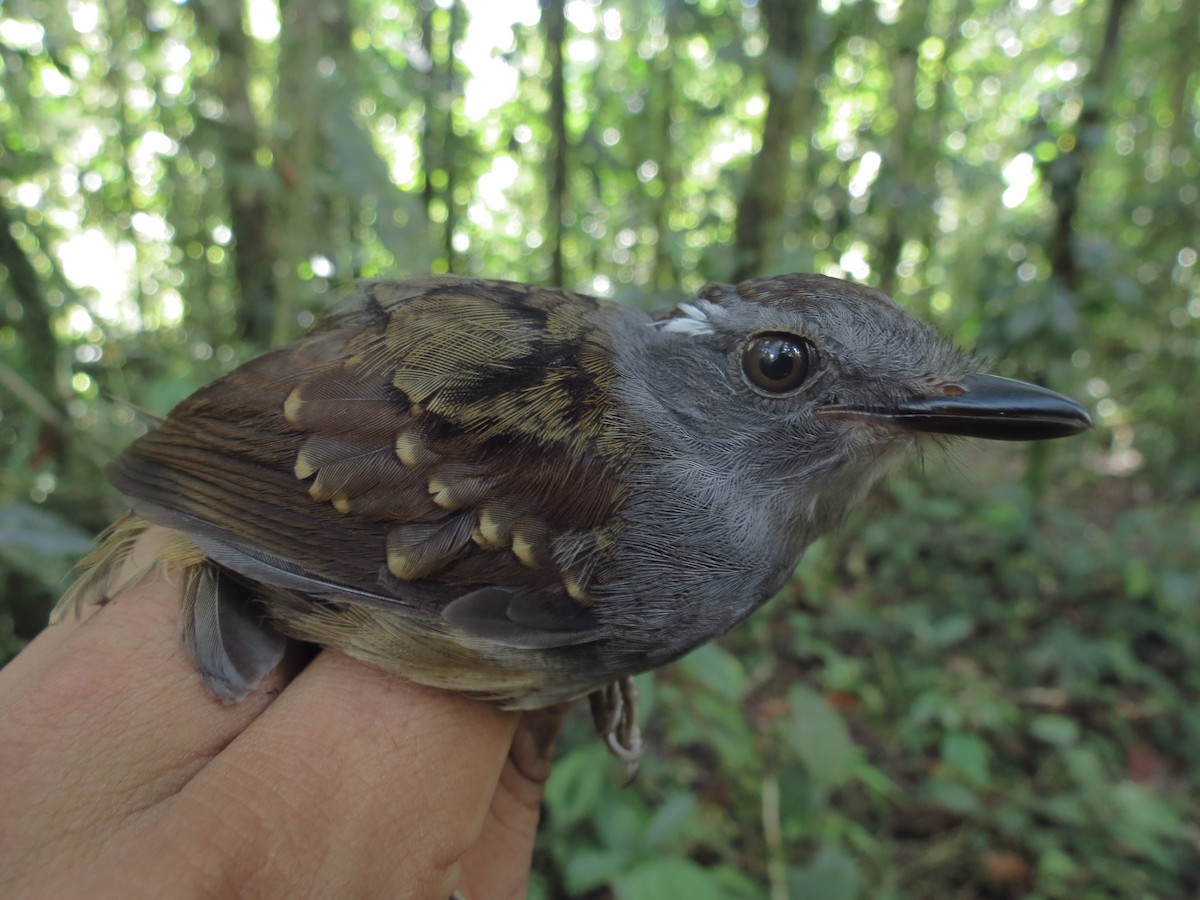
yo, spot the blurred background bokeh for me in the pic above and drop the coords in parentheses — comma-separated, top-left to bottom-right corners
(2, 0, 1197, 896)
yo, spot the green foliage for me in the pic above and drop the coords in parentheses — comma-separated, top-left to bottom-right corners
(2, 0, 1197, 895)
(0, 501, 93, 663)
(0, 501, 92, 588)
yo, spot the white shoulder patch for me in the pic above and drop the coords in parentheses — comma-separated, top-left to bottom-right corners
(654, 300, 723, 336)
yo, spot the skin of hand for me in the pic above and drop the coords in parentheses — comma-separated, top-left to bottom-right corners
(0, 527, 563, 900)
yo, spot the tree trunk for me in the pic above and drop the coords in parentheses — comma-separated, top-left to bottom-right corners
(542, 0, 568, 287)
(0, 203, 60, 413)
(651, 1, 680, 292)
(1045, 0, 1132, 293)
(731, 0, 812, 282)
(874, 4, 926, 298)
(194, 0, 277, 346)
(420, 0, 464, 274)
(1029, 0, 1130, 499)
(271, 0, 330, 346)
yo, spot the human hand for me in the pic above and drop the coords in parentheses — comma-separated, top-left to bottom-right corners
(0, 528, 562, 899)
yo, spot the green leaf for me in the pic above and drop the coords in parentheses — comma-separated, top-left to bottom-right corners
(0, 503, 95, 589)
(543, 743, 610, 828)
(0, 503, 93, 558)
(1033, 793, 1089, 826)
(926, 613, 974, 647)
(1062, 745, 1104, 788)
(1036, 847, 1078, 885)
(565, 849, 633, 894)
(922, 777, 980, 815)
(1029, 714, 1080, 746)
(676, 642, 748, 702)
(786, 685, 857, 789)
(786, 844, 862, 900)
(1107, 781, 1184, 867)
(940, 732, 990, 785)
(594, 794, 650, 853)
(643, 792, 698, 849)
(617, 857, 726, 900)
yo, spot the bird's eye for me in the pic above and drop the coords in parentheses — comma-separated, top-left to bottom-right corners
(741, 333, 816, 395)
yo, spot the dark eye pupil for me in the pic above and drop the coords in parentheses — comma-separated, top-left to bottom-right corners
(742, 333, 814, 394)
(758, 340, 795, 381)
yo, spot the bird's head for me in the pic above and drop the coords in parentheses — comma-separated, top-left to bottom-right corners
(621, 273, 1091, 544)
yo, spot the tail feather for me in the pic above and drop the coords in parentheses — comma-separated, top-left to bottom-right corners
(181, 563, 288, 702)
(54, 512, 288, 700)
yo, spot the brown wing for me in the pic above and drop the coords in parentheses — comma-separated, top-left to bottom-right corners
(109, 276, 638, 642)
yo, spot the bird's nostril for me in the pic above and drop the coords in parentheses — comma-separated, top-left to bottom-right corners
(941, 383, 967, 397)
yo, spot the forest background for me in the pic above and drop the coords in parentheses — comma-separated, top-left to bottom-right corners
(1, 0, 1197, 896)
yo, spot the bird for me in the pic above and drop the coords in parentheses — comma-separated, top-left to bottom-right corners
(55, 273, 1092, 764)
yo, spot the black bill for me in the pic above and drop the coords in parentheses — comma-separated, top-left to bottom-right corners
(826, 373, 1093, 441)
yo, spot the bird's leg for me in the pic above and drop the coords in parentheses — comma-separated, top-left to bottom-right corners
(589, 678, 643, 779)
